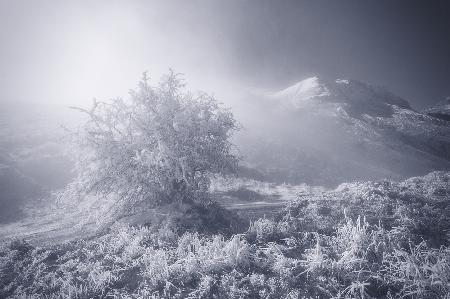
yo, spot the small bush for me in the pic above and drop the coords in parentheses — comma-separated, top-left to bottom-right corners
(59, 71, 239, 223)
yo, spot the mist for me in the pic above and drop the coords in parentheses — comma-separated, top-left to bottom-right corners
(1, 0, 450, 209)
(1, 2, 450, 297)
(2, 0, 450, 108)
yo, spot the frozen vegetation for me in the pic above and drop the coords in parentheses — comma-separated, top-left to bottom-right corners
(1, 73, 450, 298)
(1, 171, 449, 298)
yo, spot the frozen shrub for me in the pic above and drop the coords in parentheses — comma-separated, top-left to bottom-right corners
(141, 248, 169, 287)
(333, 216, 372, 269)
(279, 172, 450, 247)
(59, 71, 239, 222)
(247, 218, 279, 243)
(382, 242, 450, 298)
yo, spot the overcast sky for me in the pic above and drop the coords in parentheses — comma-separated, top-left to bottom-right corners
(1, 0, 449, 109)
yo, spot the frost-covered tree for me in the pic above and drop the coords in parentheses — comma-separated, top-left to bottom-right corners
(61, 71, 239, 219)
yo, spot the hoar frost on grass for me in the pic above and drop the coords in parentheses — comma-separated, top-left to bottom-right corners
(1, 171, 450, 298)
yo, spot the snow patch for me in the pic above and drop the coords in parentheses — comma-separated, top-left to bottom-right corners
(336, 79, 349, 85)
(270, 76, 331, 108)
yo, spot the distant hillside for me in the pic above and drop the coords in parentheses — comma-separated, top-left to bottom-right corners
(236, 77, 450, 186)
(0, 101, 78, 222)
(425, 96, 450, 121)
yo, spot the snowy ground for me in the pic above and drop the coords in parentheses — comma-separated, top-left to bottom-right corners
(0, 178, 324, 246)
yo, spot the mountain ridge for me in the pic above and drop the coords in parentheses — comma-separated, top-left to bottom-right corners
(236, 76, 450, 186)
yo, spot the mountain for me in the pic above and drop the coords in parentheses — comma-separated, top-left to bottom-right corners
(424, 96, 450, 121)
(236, 77, 450, 186)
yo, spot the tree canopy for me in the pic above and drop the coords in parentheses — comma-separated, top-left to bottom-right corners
(61, 71, 239, 219)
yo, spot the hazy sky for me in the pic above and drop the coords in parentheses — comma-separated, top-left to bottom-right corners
(1, 0, 449, 109)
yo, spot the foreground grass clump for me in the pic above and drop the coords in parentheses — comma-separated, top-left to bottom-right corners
(278, 171, 450, 246)
(1, 171, 449, 298)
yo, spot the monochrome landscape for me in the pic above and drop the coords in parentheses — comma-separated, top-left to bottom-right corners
(1, 1, 450, 298)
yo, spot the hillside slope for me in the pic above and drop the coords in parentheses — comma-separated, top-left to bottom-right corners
(236, 77, 450, 186)
(425, 96, 450, 121)
(1, 171, 449, 298)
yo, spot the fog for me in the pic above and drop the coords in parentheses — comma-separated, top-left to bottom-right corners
(1, 0, 450, 223)
(0, 1, 240, 106)
(2, 3, 450, 297)
(2, 1, 450, 108)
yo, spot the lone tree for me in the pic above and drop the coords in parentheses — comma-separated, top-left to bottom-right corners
(62, 71, 239, 220)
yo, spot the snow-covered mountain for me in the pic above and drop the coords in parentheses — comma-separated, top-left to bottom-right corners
(236, 77, 450, 186)
(424, 96, 450, 121)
